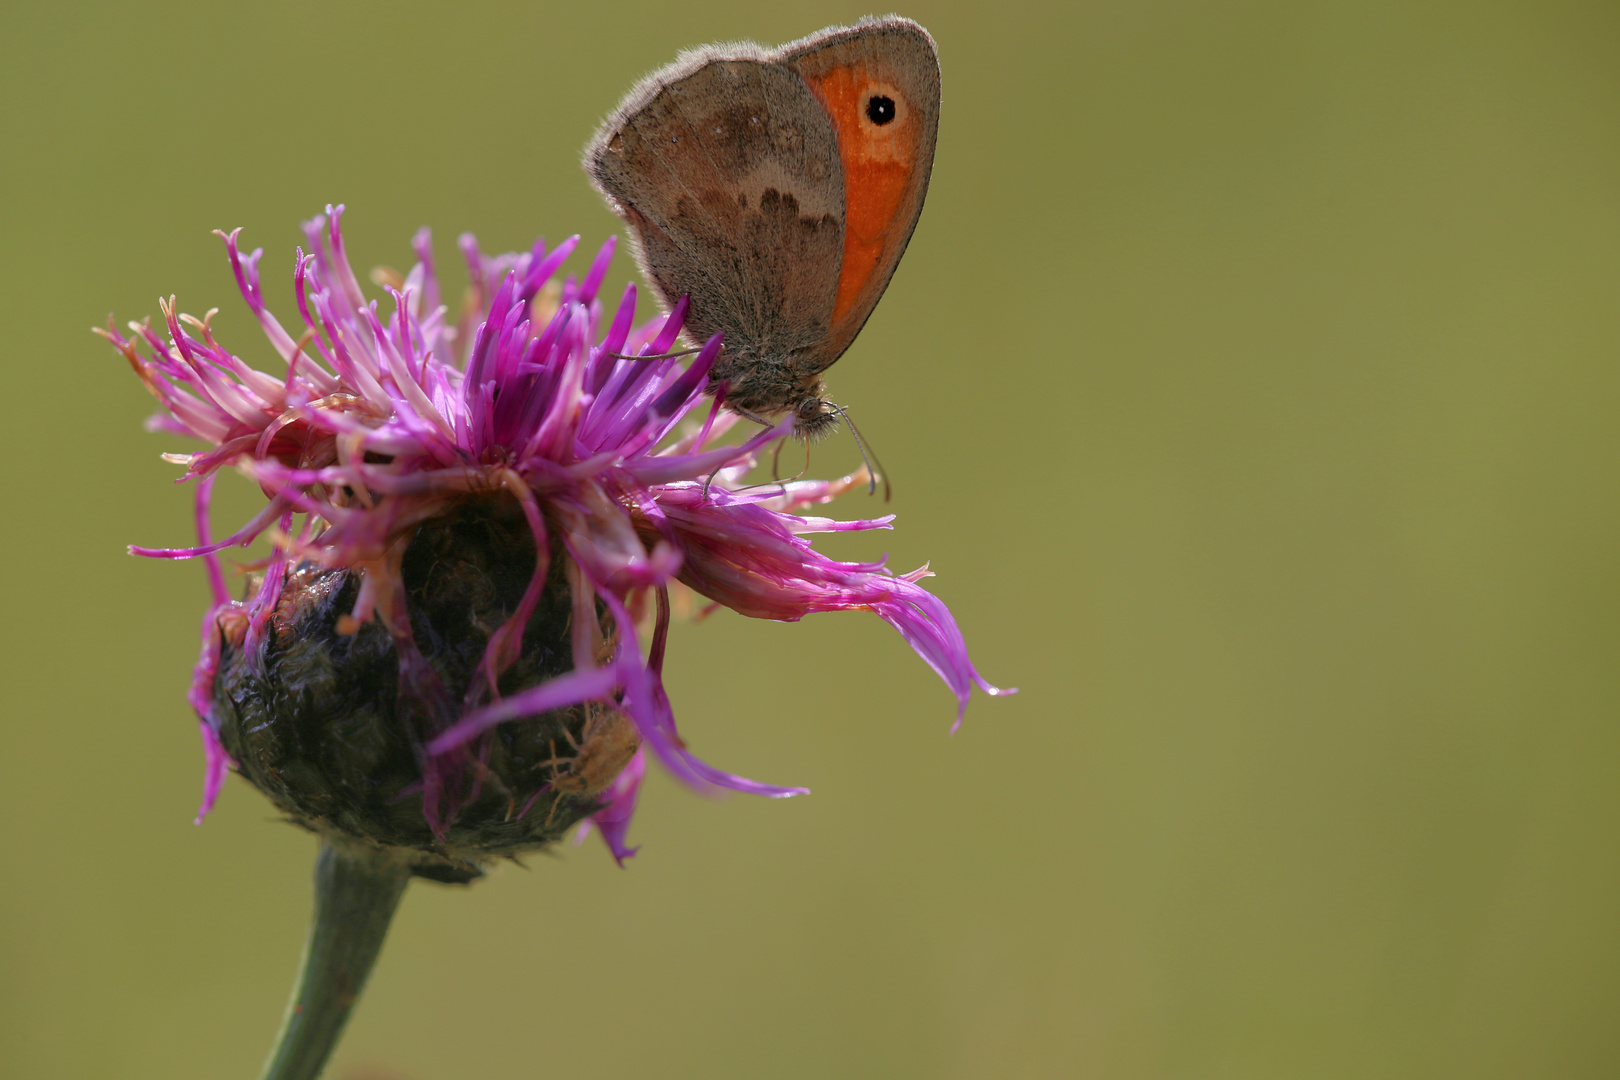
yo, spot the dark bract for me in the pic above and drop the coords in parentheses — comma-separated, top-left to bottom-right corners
(213, 495, 629, 882)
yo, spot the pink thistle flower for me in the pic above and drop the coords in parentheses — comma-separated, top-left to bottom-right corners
(104, 206, 1009, 875)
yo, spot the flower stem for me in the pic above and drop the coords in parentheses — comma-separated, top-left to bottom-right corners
(258, 839, 413, 1080)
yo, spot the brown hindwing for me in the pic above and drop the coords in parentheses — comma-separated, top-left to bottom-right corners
(585, 52, 847, 416)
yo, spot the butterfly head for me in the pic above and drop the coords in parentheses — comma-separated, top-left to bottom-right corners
(793, 395, 842, 440)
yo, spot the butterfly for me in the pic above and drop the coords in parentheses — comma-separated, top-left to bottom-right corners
(585, 16, 941, 453)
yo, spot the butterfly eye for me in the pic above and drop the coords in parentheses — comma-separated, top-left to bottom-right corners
(865, 95, 897, 126)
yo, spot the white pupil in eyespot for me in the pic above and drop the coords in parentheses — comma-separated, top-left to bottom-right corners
(866, 95, 897, 125)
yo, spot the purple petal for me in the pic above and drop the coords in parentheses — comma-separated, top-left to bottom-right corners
(194, 720, 232, 826)
(426, 666, 621, 755)
(583, 747, 645, 866)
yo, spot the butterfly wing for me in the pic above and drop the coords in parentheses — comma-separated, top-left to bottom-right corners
(584, 48, 847, 369)
(779, 17, 942, 374)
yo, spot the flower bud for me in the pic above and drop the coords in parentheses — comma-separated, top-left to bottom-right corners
(212, 493, 637, 882)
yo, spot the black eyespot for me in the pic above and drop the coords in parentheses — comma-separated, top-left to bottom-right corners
(865, 95, 896, 126)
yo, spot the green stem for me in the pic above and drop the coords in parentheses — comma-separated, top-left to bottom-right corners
(258, 839, 413, 1080)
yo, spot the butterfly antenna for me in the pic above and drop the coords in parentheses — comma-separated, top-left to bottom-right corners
(827, 402, 890, 501)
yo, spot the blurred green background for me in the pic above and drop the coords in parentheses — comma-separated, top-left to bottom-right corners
(3, 0, 1619, 1077)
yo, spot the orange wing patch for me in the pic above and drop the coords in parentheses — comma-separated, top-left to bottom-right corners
(801, 66, 920, 327)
